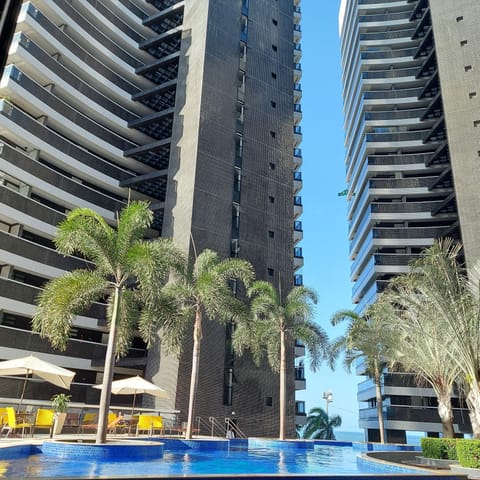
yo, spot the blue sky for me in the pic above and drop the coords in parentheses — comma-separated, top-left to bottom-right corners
(295, 0, 363, 431)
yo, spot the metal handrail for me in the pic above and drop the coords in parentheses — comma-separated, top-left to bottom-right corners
(208, 416, 226, 437)
(225, 418, 247, 439)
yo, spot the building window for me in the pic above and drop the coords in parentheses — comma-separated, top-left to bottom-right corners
(271, 72, 277, 79)
(266, 397, 273, 407)
(465, 65, 472, 72)
(269, 196, 275, 203)
(271, 100, 276, 108)
(474, 120, 480, 127)
(268, 230, 274, 238)
(456, 16, 464, 22)
(270, 131, 276, 138)
(268, 268, 274, 276)
(272, 19, 278, 26)
(272, 44, 277, 52)
(460, 40, 468, 46)
(469, 92, 477, 99)
(269, 162, 275, 170)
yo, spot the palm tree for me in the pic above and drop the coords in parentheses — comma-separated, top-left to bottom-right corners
(233, 281, 330, 440)
(32, 201, 182, 443)
(396, 238, 480, 438)
(383, 279, 461, 438)
(162, 249, 254, 439)
(330, 300, 395, 444)
(303, 407, 342, 440)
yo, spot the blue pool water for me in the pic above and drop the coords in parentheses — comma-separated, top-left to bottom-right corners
(0, 440, 423, 479)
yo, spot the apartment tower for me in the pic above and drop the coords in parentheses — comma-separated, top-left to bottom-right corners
(0, 0, 305, 437)
(339, 0, 480, 442)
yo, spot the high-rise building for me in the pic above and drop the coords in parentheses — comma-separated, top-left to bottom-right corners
(0, 0, 305, 437)
(339, 0, 480, 442)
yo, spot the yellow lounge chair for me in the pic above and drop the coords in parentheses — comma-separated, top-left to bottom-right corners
(78, 412, 98, 433)
(151, 415, 163, 435)
(136, 415, 153, 436)
(5, 407, 33, 438)
(79, 413, 119, 433)
(0, 408, 8, 437)
(32, 408, 54, 437)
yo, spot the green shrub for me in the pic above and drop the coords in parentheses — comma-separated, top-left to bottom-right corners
(421, 437, 457, 460)
(443, 438, 458, 460)
(457, 439, 480, 468)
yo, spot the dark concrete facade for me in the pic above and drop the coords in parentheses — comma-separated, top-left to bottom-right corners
(0, 0, 302, 438)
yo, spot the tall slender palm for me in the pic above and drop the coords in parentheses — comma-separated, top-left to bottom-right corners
(233, 282, 330, 440)
(383, 279, 461, 438)
(303, 407, 342, 440)
(399, 238, 480, 437)
(32, 201, 183, 443)
(162, 249, 254, 439)
(330, 300, 395, 444)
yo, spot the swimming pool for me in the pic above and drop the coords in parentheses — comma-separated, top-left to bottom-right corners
(0, 438, 441, 479)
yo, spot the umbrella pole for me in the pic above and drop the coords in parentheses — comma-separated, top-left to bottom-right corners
(18, 372, 29, 410)
(128, 391, 137, 435)
(131, 391, 137, 418)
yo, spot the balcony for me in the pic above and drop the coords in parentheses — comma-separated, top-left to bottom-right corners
(295, 400, 306, 426)
(293, 171, 302, 194)
(295, 339, 306, 358)
(293, 5, 301, 24)
(293, 125, 302, 147)
(293, 220, 303, 244)
(293, 195, 303, 218)
(293, 62, 302, 84)
(294, 246, 304, 270)
(293, 148, 303, 169)
(358, 405, 471, 433)
(293, 101, 302, 123)
(295, 365, 306, 390)
(293, 23, 302, 43)
(294, 43, 302, 63)
(294, 83, 302, 102)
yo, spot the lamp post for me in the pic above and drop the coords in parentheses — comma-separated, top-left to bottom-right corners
(323, 390, 333, 416)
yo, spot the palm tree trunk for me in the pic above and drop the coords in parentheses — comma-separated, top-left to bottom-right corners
(279, 328, 286, 440)
(437, 391, 454, 438)
(96, 285, 120, 444)
(374, 364, 385, 444)
(467, 383, 480, 439)
(186, 307, 202, 440)
(435, 382, 454, 438)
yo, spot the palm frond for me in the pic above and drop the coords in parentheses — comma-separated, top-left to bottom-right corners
(33, 270, 107, 350)
(291, 320, 329, 371)
(54, 208, 117, 276)
(116, 201, 153, 260)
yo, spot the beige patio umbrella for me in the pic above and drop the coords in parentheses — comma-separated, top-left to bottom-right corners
(0, 355, 75, 407)
(94, 375, 169, 416)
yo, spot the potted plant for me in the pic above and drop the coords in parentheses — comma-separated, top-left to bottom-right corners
(51, 393, 71, 436)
